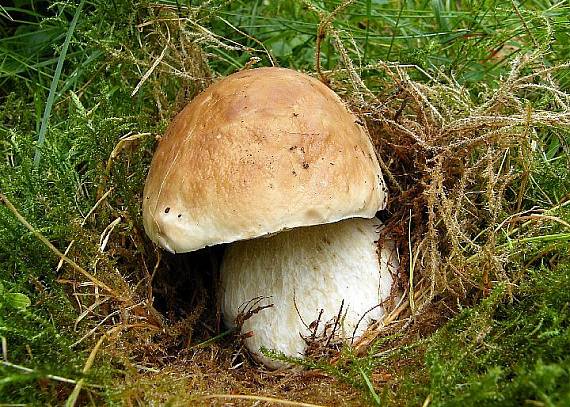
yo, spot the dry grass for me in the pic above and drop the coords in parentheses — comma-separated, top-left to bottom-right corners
(114, 351, 364, 406)
(276, 3, 570, 358)
(343, 53, 569, 350)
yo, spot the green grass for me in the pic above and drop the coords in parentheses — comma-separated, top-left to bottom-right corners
(204, 0, 570, 87)
(1, 0, 569, 405)
(33, 0, 86, 167)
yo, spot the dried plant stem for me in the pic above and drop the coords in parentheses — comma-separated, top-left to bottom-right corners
(98, 132, 151, 198)
(1, 360, 79, 385)
(311, 0, 357, 82)
(0, 192, 120, 298)
(199, 394, 325, 407)
(65, 324, 155, 407)
(81, 188, 113, 226)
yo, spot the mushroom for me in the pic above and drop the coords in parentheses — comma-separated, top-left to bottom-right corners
(142, 67, 399, 368)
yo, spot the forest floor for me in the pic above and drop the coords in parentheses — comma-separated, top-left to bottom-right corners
(1, 1, 569, 405)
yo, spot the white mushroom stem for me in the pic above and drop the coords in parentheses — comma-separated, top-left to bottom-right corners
(220, 217, 399, 369)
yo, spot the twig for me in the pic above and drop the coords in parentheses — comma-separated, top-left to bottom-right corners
(501, 198, 570, 236)
(350, 303, 381, 345)
(325, 299, 345, 347)
(408, 209, 416, 313)
(1, 336, 6, 360)
(70, 301, 146, 348)
(98, 133, 150, 198)
(311, 0, 357, 82)
(510, 0, 538, 48)
(131, 46, 168, 97)
(56, 240, 75, 272)
(1, 360, 83, 386)
(216, 16, 275, 66)
(99, 217, 122, 252)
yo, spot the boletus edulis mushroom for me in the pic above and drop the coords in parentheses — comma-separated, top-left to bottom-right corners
(142, 67, 399, 368)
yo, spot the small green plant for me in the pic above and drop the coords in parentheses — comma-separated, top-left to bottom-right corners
(0, 281, 31, 310)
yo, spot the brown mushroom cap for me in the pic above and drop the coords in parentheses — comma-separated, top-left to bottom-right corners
(143, 67, 387, 253)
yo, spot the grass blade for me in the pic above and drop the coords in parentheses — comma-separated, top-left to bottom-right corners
(33, 0, 85, 168)
(358, 366, 381, 406)
(363, 0, 371, 62)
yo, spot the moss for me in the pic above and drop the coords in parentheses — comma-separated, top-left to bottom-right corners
(389, 261, 570, 406)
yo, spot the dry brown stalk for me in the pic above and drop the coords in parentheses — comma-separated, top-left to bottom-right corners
(0, 192, 121, 299)
(199, 394, 326, 407)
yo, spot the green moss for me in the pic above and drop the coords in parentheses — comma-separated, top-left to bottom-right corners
(392, 261, 570, 406)
(0, 2, 170, 403)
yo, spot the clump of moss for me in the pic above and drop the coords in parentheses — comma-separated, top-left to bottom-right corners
(388, 258, 570, 406)
(0, 1, 210, 404)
